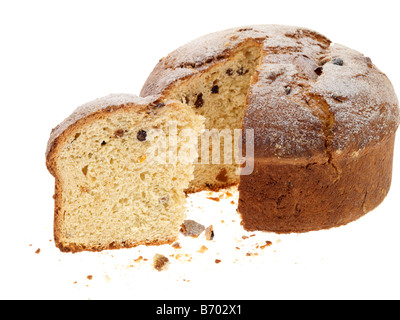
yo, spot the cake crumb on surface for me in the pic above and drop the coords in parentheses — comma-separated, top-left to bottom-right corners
(260, 241, 273, 249)
(197, 245, 208, 253)
(172, 242, 182, 249)
(246, 252, 258, 256)
(205, 225, 214, 240)
(153, 254, 170, 271)
(180, 220, 205, 237)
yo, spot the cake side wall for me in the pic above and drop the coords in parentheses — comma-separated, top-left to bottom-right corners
(238, 135, 396, 233)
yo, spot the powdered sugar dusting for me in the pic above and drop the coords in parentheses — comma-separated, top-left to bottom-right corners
(312, 44, 399, 150)
(141, 25, 399, 157)
(141, 25, 324, 96)
(246, 63, 326, 158)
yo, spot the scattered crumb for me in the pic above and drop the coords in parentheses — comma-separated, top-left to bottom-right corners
(246, 252, 259, 256)
(235, 247, 240, 250)
(197, 245, 208, 253)
(153, 254, 170, 272)
(260, 241, 273, 249)
(221, 220, 224, 223)
(242, 236, 249, 240)
(87, 275, 93, 280)
(231, 201, 235, 205)
(207, 197, 220, 202)
(226, 191, 233, 197)
(205, 225, 214, 241)
(250, 234, 256, 237)
(215, 259, 222, 264)
(134, 256, 144, 262)
(175, 253, 193, 262)
(172, 242, 182, 249)
(180, 220, 205, 238)
(35, 248, 40, 254)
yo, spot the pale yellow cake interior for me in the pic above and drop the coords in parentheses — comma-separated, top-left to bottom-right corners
(167, 46, 262, 192)
(55, 103, 203, 250)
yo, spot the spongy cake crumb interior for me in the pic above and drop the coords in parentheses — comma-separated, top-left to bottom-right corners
(53, 100, 203, 252)
(167, 46, 262, 192)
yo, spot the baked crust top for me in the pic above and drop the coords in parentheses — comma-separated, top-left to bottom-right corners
(141, 25, 400, 158)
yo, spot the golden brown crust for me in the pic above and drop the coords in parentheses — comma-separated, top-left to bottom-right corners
(56, 237, 175, 253)
(238, 134, 396, 233)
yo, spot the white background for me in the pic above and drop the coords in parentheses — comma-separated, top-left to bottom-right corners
(1, 0, 399, 300)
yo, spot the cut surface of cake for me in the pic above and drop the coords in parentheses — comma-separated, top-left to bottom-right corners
(46, 94, 204, 252)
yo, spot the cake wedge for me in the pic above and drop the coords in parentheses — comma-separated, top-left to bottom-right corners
(46, 94, 204, 252)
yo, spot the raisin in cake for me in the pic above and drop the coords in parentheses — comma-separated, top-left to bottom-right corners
(140, 25, 400, 233)
(46, 94, 204, 252)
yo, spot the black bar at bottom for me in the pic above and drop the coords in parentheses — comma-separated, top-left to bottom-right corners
(143, 300, 270, 318)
